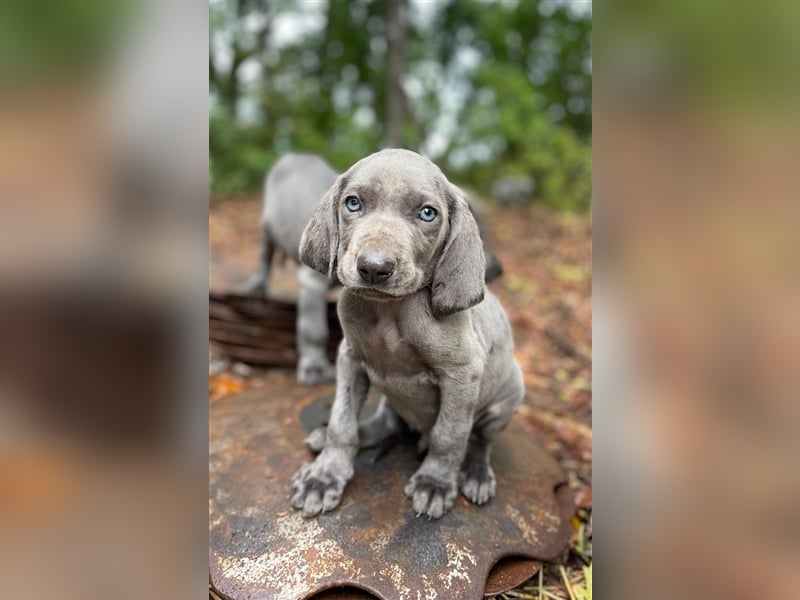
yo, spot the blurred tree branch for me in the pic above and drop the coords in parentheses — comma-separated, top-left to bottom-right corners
(385, 0, 408, 147)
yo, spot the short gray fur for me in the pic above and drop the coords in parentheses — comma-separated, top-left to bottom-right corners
(291, 149, 524, 519)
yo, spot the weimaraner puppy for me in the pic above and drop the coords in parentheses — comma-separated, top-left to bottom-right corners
(248, 153, 339, 385)
(291, 149, 523, 519)
(249, 153, 503, 386)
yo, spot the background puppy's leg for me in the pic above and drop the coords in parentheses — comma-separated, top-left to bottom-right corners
(246, 227, 274, 296)
(404, 367, 481, 519)
(305, 395, 405, 453)
(292, 339, 368, 517)
(296, 265, 336, 385)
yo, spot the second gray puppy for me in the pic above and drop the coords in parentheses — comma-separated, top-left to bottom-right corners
(248, 154, 339, 385)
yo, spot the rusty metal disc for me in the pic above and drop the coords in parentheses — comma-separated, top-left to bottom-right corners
(210, 385, 573, 600)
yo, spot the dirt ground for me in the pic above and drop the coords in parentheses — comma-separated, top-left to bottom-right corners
(209, 196, 592, 598)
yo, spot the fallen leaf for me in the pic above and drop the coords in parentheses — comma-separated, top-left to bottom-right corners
(209, 373, 246, 401)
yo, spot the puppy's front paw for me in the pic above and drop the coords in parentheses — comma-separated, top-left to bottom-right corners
(291, 454, 352, 517)
(404, 472, 458, 519)
(459, 461, 496, 505)
(297, 361, 336, 386)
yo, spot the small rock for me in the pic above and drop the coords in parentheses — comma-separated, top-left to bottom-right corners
(232, 362, 253, 378)
(209, 352, 230, 376)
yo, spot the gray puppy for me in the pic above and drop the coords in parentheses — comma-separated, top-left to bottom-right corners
(248, 153, 339, 384)
(291, 149, 523, 519)
(249, 153, 503, 386)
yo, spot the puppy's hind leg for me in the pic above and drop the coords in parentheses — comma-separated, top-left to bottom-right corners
(357, 395, 406, 448)
(460, 370, 523, 505)
(305, 395, 406, 453)
(246, 228, 275, 296)
(458, 434, 496, 505)
(296, 265, 336, 385)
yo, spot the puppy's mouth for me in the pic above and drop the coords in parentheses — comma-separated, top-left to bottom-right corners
(349, 286, 406, 300)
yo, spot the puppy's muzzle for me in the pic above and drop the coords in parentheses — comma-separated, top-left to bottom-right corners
(357, 251, 396, 284)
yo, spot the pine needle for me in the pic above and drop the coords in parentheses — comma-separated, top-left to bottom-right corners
(560, 565, 577, 600)
(539, 563, 543, 597)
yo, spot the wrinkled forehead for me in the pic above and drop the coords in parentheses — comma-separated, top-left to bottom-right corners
(345, 152, 447, 205)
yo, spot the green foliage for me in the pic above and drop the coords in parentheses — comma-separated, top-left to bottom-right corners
(210, 0, 592, 211)
(448, 59, 591, 211)
(433, 1, 591, 210)
(210, 112, 274, 199)
(434, 0, 591, 137)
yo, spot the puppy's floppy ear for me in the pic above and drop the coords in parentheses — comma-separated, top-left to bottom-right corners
(431, 184, 486, 317)
(299, 174, 346, 280)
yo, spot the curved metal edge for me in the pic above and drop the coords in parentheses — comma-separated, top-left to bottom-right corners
(484, 556, 541, 597)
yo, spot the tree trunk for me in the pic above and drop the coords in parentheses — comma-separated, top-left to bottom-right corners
(210, 0, 271, 122)
(385, 0, 407, 148)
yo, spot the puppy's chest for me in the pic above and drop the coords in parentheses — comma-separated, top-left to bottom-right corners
(347, 316, 434, 386)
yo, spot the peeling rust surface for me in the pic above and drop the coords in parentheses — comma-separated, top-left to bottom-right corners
(210, 386, 573, 600)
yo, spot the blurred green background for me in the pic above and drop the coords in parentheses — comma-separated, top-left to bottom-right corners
(209, 0, 592, 211)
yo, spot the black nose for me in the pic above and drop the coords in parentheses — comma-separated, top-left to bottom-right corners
(357, 252, 395, 284)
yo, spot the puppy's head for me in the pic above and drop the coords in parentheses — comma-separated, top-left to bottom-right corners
(299, 149, 485, 316)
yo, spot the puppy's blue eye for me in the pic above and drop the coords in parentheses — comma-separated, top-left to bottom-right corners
(345, 196, 361, 212)
(418, 206, 437, 222)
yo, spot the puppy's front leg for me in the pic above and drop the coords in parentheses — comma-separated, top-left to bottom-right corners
(291, 339, 368, 517)
(404, 365, 480, 519)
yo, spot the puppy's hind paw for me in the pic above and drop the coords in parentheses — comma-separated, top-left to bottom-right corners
(304, 426, 327, 453)
(404, 472, 458, 520)
(459, 462, 496, 505)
